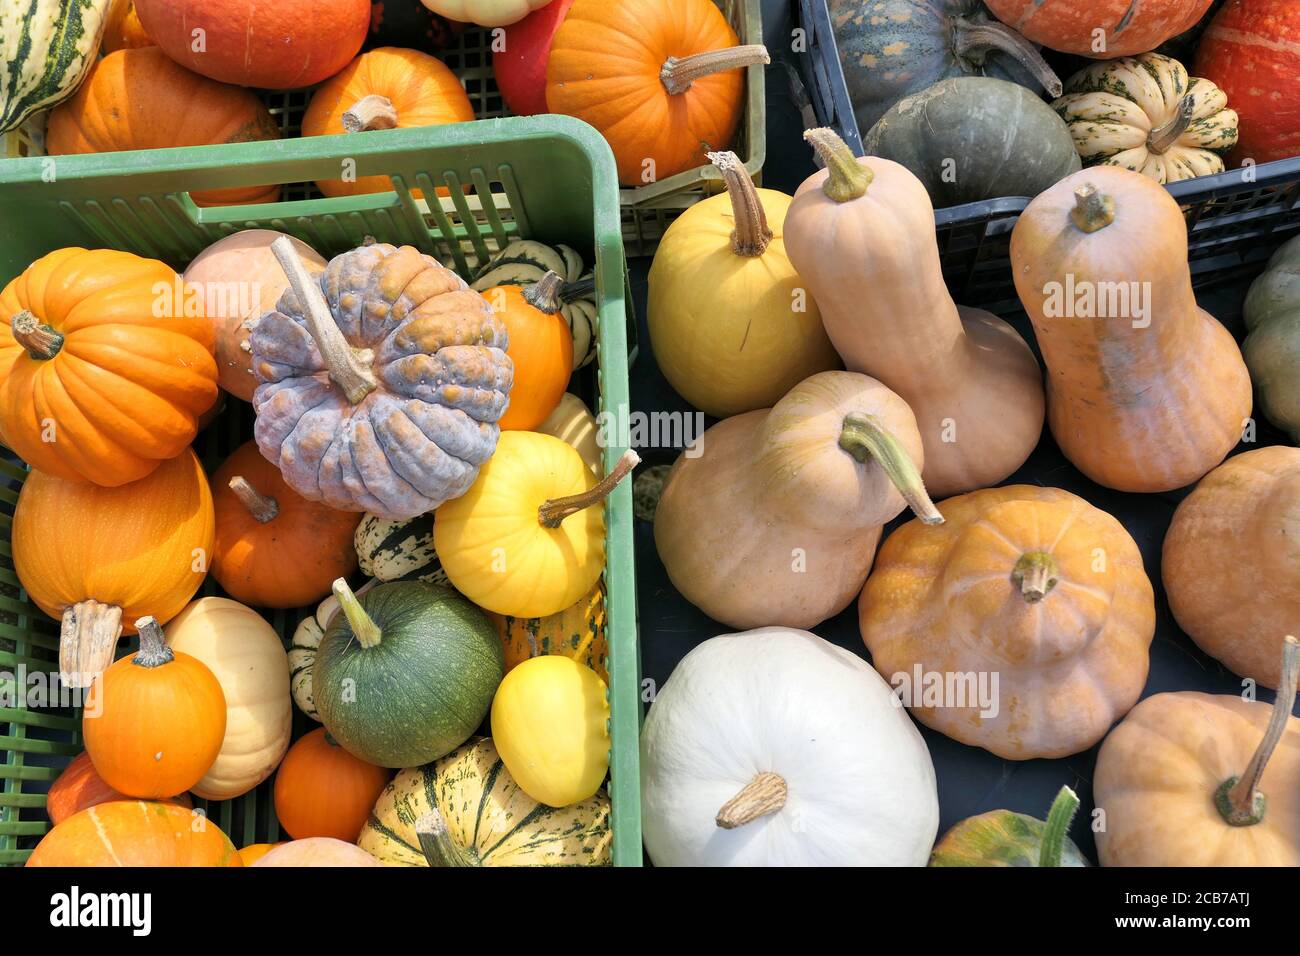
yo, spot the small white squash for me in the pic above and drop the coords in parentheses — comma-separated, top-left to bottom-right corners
(640, 627, 939, 866)
(165, 597, 291, 800)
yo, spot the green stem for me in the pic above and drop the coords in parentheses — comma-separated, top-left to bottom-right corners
(803, 128, 872, 203)
(1215, 635, 1300, 826)
(11, 310, 64, 360)
(838, 414, 943, 525)
(415, 809, 479, 867)
(1071, 185, 1115, 233)
(331, 578, 383, 649)
(1012, 551, 1059, 603)
(1037, 785, 1080, 867)
(131, 617, 175, 668)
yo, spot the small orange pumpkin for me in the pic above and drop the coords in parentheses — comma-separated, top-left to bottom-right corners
(212, 441, 362, 609)
(236, 842, 284, 866)
(27, 801, 242, 867)
(48, 752, 192, 825)
(486, 273, 573, 430)
(301, 47, 475, 198)
(82, 617, 227, 799)
(273, 728, 393, 842)
(102, 0, 153, 52)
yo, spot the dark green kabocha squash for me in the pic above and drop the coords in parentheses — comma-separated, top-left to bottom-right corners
(829, 0, 1062, 134)
(930, 786, 1089, 867)
(863, 77, 1081, 207)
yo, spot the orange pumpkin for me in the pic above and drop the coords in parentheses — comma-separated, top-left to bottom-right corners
(545, 0, 769, 186)
(487, 274, 573, 430)
(212, 441, 362, 609)
(0, 247, 219, 487)
(12, 449, 215, 687)
(984, 0, 1214, 59)
(46, 48, 281, 207)
(27, 801, 242, 867)
(82, 617, 227, 799)
(301, 47, 475, 198)
(236, 842, 284, 866)
(102, 0, 153, 52)
(48, 752, 192, 825)
(273, 728, 393, 842)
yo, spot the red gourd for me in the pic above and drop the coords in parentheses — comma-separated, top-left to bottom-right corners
(494, 0, 575, 116)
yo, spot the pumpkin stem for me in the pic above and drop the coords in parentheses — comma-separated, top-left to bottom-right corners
(538, 449, 640, 529)
(11, 310, 64, 360)
(951, 19, 1063, 98)
(838, 414, 943, 525)
(1012, 551, 1059, 603)
(1215, 635, 1299, 827)
(58, 600, 124, 689)
(803, 128, 872, 203)
(1071, 185, 1116, 233)
(270, 237, 377, 405)
(228, 476, 279, 524)
(707, 150, 772, 257)
(560, 277, 596, 303)
(131, 616, 176, 668)
(521, 271, 565, 315)
(660, 44, 770, 96)
(342, 94, 399, 133)
(331, 577, 384, 649)
(716, 772, 787, 829)
(1148, 94, 1196, 155)
(415, 809, 479, 867)
(1037, 785, 1080, 867)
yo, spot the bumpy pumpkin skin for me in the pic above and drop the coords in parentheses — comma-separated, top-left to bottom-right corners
(861, 485, 1155, 759)
(1011, 165, 1251, 492)
(929, 810, 1089, 867)
(1163, 448, 1300, 690)
(358, 737, 611, 866)
(1094, 690, 1300, 866)
(1243, 235, 1300, 442)
(985, 0, 1214, 58)
(27, 801, 242, 867)
(251, 242, 512, 520)
(0, 247, 218, 486)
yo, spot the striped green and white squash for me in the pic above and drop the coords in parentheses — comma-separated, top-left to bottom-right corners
(354, 512, 449, 585)
(288, 579, 377, 722)
(470, 239, 598, 370)
(1, 0, 113, 134)
(358, 736, 611, 867)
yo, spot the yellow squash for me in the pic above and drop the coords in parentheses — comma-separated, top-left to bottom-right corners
(488, 578, 608, 682)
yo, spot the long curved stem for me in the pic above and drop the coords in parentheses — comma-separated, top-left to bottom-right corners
(1148, 94, 1195, 154)
(331, 577, 383, 649)
(707, 150, 771, 257)
(952, 19, 1063, 98)
(1037, 785, 1080, 867)
(804, 127, 872, 203)
(838, 414, 943, 525)
(661, 44, 769, 95)
(538, 449, 639, 529)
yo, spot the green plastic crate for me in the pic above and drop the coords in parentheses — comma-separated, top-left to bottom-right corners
(0, 114, 642, 867)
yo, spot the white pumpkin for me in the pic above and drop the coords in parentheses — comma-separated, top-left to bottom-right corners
(640, 627, 939, 866)
(165, 597, 291, 800)
(419, 0, 548, 27)
(537, 393, 602, 475)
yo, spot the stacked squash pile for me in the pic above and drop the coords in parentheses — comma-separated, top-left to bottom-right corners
(8, 220, 629, 866)
(641, 123, 1300, 867)
(823, 0, 1299, 208)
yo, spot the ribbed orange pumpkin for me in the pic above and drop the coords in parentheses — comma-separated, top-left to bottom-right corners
(984, 0, 1214, 58)
(486, 275, 573, 430)
(13, 449, 215, 687)
(0, 247, 219, 486)
(273, 728, 393, 842)
(48, 752, 192, 825)
(212, 441, 361, 609)
(103, 0, 153, 52)
(46, 48, 281, 207)
(545, 0, 768, 186)
(301, 47, 475, 197)
(82, 618, 227, 799)
(27, 801, 242, 867)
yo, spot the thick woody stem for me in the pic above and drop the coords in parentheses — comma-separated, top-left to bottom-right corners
(131, 616, 175, 668)
(270, 237, 376, 404)
(538, 449, 640, 529)
(1071, 185, 1116, 233)
(804, 127, 872, 202)
(11, 310, 64, 360)
(716, 772, 787, 829)
(661, 44, 770, 95)
(1148, 94, 1196, 154)
(708, 150, 772, 257)
(521, 271, 565, 315)
(58, 600, 124, 689)
(229, 476, 279, 523)
(342, 95, 399, 133)
(1012, 551, 1060, 603)
(952, 20, 1063, 98)
(416, 809, 478, 867)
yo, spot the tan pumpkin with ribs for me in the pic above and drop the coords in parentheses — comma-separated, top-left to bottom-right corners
(784, 130, 1044, 498)
(1011, 165, 1251, 492)
(654, 370, 940, 630)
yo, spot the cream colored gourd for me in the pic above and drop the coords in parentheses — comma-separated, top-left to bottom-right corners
(537, 392, 602, 475)
(641, 627, 939, 866)
(1052, 53, 1238, 184)
(654, 370, 940, 630)
(252, 838, 384, 867)
(784, 128, 1044, 497)
(648, 150, 838, 418)
(165, 597, 292, 800)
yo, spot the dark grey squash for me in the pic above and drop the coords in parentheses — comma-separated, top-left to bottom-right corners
(829, 0, 1063, 135)
(863, 77, 1081, 208)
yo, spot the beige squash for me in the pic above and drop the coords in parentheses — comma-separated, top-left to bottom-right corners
(537, 392, 602, 475)
(165, 597, 292, 800)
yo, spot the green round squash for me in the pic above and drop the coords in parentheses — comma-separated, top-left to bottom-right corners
(829, 0, 1062, 135)
(929, 786, 1089, 867)
(314, 579, 504, 768)
(1243, 234, 1300, 443)
(863, 77, 1081, 208)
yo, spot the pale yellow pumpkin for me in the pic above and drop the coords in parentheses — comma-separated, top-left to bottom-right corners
(647, 150, 838, 418)
(537, 392, 602, 475)
(164, 597, 292, 800)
